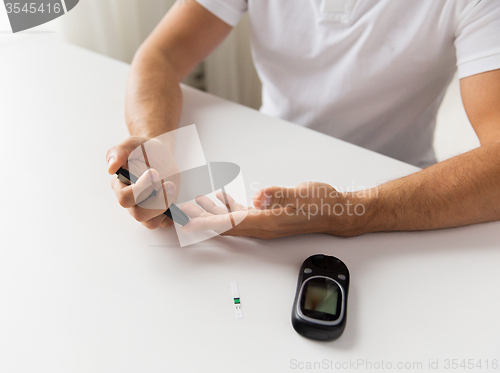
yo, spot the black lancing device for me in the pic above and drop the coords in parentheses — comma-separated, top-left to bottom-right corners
(115, 167, 190, 226)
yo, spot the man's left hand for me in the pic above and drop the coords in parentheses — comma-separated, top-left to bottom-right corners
(180, 182, 371, 238)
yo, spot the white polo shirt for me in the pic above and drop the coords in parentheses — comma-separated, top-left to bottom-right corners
(196, 0, 500, 167)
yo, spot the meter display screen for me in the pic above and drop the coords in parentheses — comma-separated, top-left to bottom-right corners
(300, 277, 342, 322)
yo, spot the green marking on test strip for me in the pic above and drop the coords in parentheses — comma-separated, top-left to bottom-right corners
(234, 298, 240, 304)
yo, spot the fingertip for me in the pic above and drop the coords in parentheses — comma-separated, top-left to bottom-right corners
(180, 223, 191, 233)
(215, 190, 223, 200)
(106, 146, 127, 175)
(149, 168, 160, 183)
(162, 181, 176, 195)
(253, 189, 263, 208)
(258, 188, 273, 209)
(143, 223, 158, 230)
(107, 156, 117, 174)
(160, 217, 174, 229)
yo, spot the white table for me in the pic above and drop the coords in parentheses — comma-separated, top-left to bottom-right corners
(1, 38, 499, 373)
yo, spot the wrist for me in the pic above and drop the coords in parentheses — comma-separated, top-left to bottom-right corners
(352, 189, 379, 235)
(324, 189, 381, 237)
(128, 126, 162, 140)
(127, 116, 179, 138)
(128, 125, 179, 150)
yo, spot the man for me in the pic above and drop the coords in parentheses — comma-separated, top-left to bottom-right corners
(106, 0, 500, 238)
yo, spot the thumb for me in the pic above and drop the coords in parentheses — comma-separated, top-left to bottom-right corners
(253, 185, 304, 210)
(132, 168, 161, 204)
(106, 136, 148, 175)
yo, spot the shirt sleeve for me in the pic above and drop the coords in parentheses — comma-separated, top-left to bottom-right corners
(195, 0, 248, 27)
(455, 0, 500, 79)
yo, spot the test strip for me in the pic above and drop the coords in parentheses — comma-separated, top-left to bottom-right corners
(230, 281, 243, 319)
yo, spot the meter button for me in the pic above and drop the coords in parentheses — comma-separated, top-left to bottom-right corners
(304, 268, 312, 274)
(338, 274, 346, 280)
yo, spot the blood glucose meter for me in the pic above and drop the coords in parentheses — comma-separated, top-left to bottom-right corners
(292, 254, 350, 341)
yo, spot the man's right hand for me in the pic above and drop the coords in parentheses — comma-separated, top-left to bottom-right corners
(108, 1, 233, 229)
(106, 136, 180, 230)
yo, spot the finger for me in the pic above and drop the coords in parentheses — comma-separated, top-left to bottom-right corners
(106, 136, 148, 175)
(215, 190, 247, 211)
(162, 180, 177, 205)
(125, 180, 172, 223)
(181, 212, 234, 234)
(132, 169, 160, 204)
(215, 191, 248, 226)
(159, 216, 174, 229)
(142, 214, 168, 230)
(136, 181, 174, 211)
(195, 195, 228, 215)
(111, 169, 160, 208)
(180, 202, 207, 218)
(127, 204, 165, 223)
(111, 176, 135, 208)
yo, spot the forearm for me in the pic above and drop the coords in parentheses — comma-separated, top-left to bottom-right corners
(123, 0, 233, 140)
(355, 141, 500, 234)
(125, 46, 182, 139)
